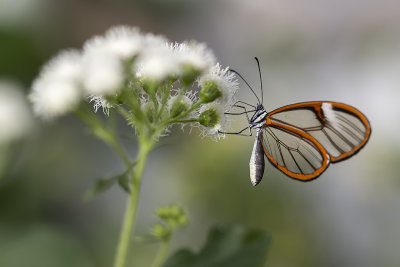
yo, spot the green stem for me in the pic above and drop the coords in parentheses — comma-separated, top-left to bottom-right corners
(168, 118, 199, 124)
(113, 138, 154, 267)
(156, 83, 173, 120)
(164, 101, 202, 126)
(115, 105, 140, 128)
(151, 237, 171, 267)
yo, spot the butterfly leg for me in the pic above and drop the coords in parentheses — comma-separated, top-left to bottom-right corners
(225, 104, 255, 123)
(218, 126, 252, 136)
(233, 100, 256, 109)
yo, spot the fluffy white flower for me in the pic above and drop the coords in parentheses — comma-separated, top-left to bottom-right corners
(142, 33, 169, 48)
(135, 32, 170, 80)
(135, 33, 178, 81)
(136, 44, 179, 81)
(30, 50, 82, 118)
(172, 41, 216, 72)
(198, 63, 239, 107)
(84, 26, 143, 59)
(82, 50, 124, 95)
(31, 79, 81, 119)
(0, 80, 33, 143)
(167, 94, 193, 110)
(40, 49, 82, 82)
(89, 95, 113, 115)
(183, 89, 199, 104)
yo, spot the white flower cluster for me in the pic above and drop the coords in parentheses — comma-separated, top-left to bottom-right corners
(0, 80, 33, 144)
(30, 25, 239, 138)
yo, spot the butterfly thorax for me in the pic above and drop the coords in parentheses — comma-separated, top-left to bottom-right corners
(250, 104, 268, 129)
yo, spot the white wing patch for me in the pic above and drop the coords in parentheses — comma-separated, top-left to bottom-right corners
(321, 102, 338, 129)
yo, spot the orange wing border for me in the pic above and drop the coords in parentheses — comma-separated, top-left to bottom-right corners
(261, 119, 331, 181)
(267, 101, 371, 163)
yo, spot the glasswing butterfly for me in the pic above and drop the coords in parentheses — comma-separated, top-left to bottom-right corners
(221, 58, 371, 186)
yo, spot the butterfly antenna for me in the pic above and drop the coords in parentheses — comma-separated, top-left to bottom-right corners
(229, 69, 261, 104)
(254, 57, 264, 104)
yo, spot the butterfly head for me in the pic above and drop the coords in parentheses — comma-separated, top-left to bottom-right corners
(249, 104, 267, 127)
(255, 104, 264, 111)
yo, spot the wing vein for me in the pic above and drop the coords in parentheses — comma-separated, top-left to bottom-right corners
(321, 128, 346, 154)
(297, 150, 318, 171)
(266, 127, 281, 164)
(336, 113, 365, 135)
(276, 141, 286, 168)
(299, 141, 322, 163)
(264, 129, 273, 156)
(288, 149, 304, 174)
(326, 124, 356, 148)
(336, 121, 363, 143)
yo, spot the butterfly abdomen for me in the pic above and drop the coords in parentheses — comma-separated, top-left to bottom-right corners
(249, 129, 265, 186)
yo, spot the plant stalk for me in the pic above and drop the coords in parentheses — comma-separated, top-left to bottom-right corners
(151, 237, 171, 267)
(113, 139, 153, 267)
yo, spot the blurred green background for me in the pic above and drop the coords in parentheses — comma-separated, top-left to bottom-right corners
(1, 0, 400, 266)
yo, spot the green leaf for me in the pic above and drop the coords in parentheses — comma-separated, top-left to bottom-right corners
(85, 160, 137, 200)
(118, 173, 131, 193)
(163, 224, 271, 267)
(85, 173, 129, 200)
(84, 176, 119, 201)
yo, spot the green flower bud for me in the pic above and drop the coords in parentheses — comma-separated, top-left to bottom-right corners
(140, 78, 158, 96)
(199, 81, 222, 103)
(181, 64, 201, 87)
(156, 204, 180, 219)
(176, 214, 188, 226)
(199, 108, 219, 127)
(156, 208, 169, 219)
(169, 96, 190, 118)
(169, 204, 181, 216)
(152, 223, 170, 239)
(156, 204, 188, 228)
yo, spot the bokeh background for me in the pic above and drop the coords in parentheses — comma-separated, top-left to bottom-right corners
(1, 0, 400, 266)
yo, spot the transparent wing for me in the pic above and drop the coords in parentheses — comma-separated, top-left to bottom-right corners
(268, 101, 371, 162)
(261, 122, 330, 181)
